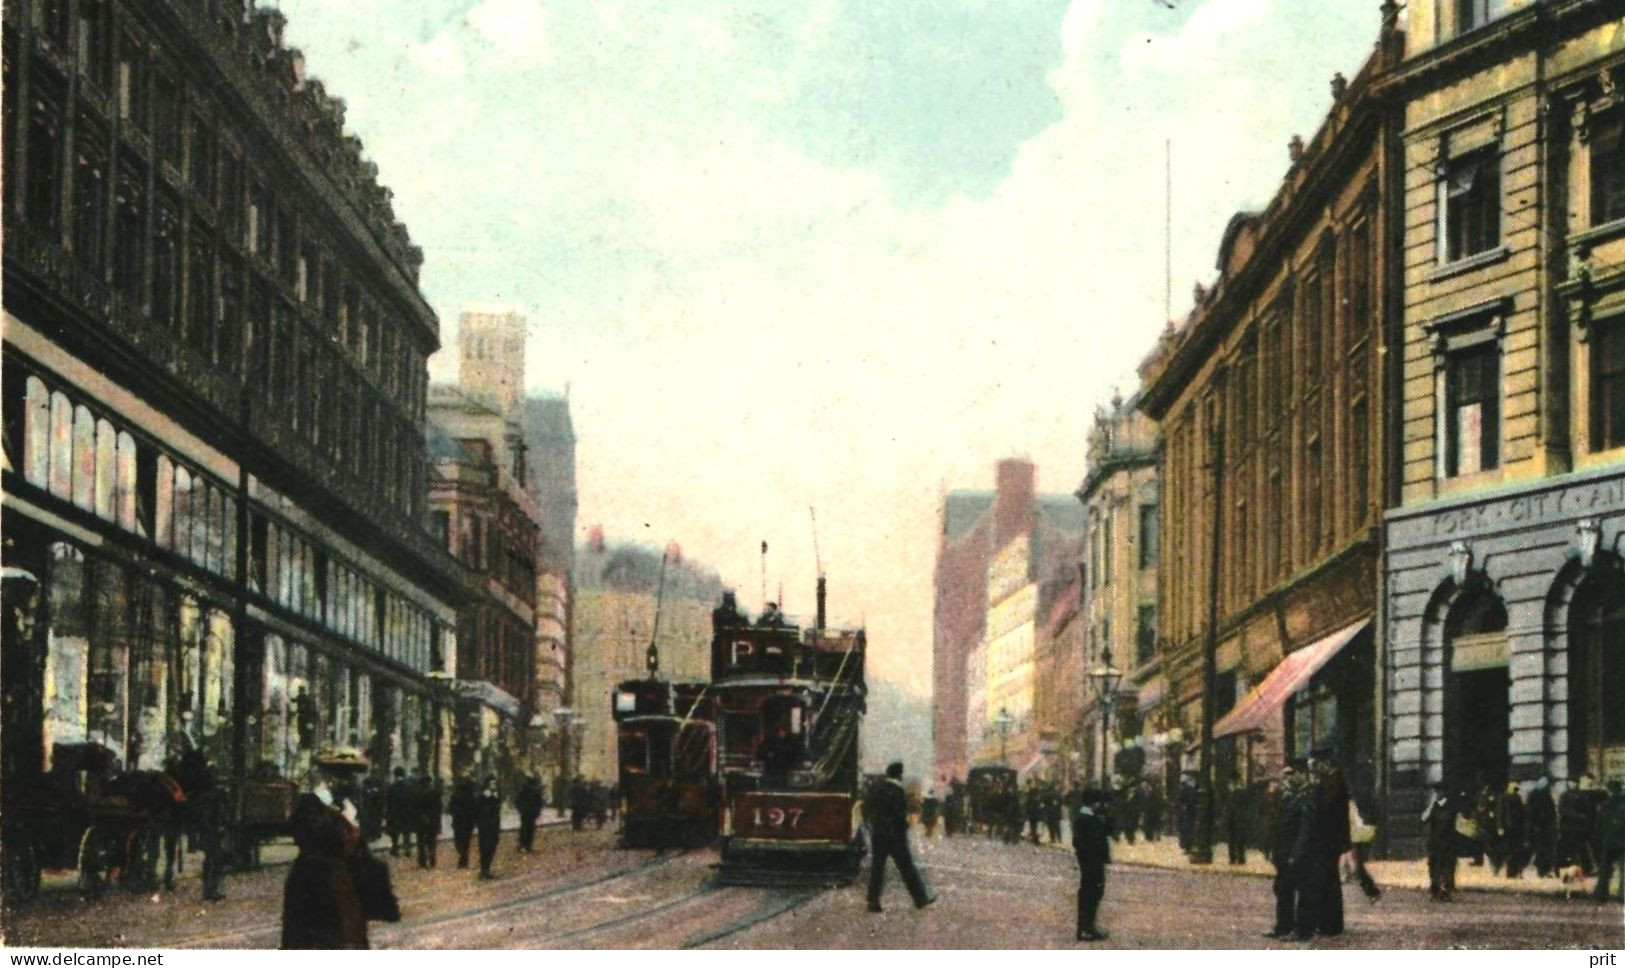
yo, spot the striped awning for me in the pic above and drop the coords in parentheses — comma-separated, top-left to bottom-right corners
(1212, 618, 1370, 739)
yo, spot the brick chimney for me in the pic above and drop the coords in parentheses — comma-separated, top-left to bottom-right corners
(992, 458, 1036, 550)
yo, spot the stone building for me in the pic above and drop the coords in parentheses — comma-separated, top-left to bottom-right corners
(516, 394, 575, 727)
(1, 0, 467, 812)
(1379, 0, 1625, 852)
(1076, 394, 1159, 787)
(426, 385, 540, 786)
(1138, 14, 1405, 815)
(932, 459, 1083, 784)
(458, 306, 525, 416)
(570, 532, 722, 782)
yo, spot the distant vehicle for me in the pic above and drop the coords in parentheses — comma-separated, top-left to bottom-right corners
(711, 580, 867, 885)
(611, 678, 720, 848)
(967, 765, 1018, 837)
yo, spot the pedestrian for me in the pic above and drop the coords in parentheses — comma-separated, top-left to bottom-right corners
(1118, 783, 1141, 845)
(1224, 779, 1250, 865)
(1044, 786, 1064, 844)
(1025, 784, 1043, 844)
(1497, 781, 1528, 879)
(864, 761, 938, 913)
(282, 794, 367, 949)
(920, 788, 941, 838)
(591, 780, 609, 830)
(361, 773, 386, 847)
(1593, 780, 1625, 904)
(1142, 781, 1164, 843)
(413, 772, 441, 869)
(449, 775, 478, 869)
(386, 767, 414, 858)
(1310, 755, 1352, 936)
(1263, 766, 1304, 939)
(1422, 782, 1459, 901)
(476, 775, 502, 879)
(1177, 774, 1197, 852)
(1526, 776, 1557, 877)
(569, 775, 589, 831)
(517, 772, 544, 853)
(1346, 795, 1381, 904)
(943, 785, 963, 838)
(1073, 786, 1111, 942)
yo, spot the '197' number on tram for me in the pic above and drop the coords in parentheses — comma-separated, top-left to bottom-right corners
(752, 807, 803, 829)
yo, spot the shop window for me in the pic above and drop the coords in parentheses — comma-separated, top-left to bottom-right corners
(1592, 316, 1625, 452)
(1440, 149, 1500, 263)
(1287, 681, 1337, 762)
(1445, 340, 1501, 475)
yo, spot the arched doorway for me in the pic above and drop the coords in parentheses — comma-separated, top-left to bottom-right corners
(1444, 586, 1510, 794)
(1568, 559, 1625, 783)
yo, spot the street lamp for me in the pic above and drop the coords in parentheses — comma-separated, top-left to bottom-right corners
(994, 705, 1015, 766)
(1089, 647, 1123, 786)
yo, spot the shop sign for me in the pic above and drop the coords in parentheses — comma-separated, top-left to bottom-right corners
(1450, 631, 1508, 672)
(1428, 476, 1625, 540)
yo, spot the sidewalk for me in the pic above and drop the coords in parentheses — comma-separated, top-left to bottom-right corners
(1104, 837, 1585, 897)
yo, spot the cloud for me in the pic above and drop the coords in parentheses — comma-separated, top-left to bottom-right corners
(467, 0, 548, 58)
(409, 28, 467, 76)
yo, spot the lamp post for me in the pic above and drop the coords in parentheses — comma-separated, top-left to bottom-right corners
(994, 706, 1015, 766)
(1089, 647, 1123, 786)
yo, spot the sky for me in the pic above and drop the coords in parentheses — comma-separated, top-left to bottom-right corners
(273, 0, 1386, 700)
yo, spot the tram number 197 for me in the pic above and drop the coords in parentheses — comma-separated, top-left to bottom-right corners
(751, 806, 804, 830)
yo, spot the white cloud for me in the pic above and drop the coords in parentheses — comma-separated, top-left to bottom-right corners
(408, 28, 467, 77)
(467, 0, 548, 58)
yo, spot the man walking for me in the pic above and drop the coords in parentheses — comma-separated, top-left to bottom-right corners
(1526, 776, 1557, 877)
(1264, 765, 1305, 939)
(386, 767, 414, 858)
(476, 775, 502, 879)
(1073, 787, 1111, 942)
(413, 772, 441, 869)
(864, 761, 938, 913)
(1422, 782, 1459, 901)
(449, 775, 478, 869)
(516, 773, 544, 853)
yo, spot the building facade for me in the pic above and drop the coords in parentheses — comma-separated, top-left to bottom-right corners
(516, 394, 576, 761)
(932, 459, 1083, 783)
(2, 0, 465, 815)
(1076, 394, 1159, 786)
(458, 306, 525, 416)
(1380, 0, 1625, 852)
(425, 385, 540, 786)
(570, 533, 721, 782)
(1138, 15, 1404, 814)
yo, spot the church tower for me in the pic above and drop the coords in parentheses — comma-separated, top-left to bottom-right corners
(458, 306, 526, 414)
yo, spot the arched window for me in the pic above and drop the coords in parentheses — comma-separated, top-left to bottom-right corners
(1443, 585, 1510, 793)
(93, 418, 116, 520)
(70, 404, 95, 510)
(24, 376, 50, 487)
(1568, 561, 1625, 781)
(48, 391, 73, 498)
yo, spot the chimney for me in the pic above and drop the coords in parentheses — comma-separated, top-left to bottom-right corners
(816, 576, 827, 632)
(993, 458, 1036, 549)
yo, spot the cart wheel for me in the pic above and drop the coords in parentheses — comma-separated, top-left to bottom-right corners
(77, 826, 113, 899)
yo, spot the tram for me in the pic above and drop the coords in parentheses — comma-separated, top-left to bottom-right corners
(711, 581, 867, 885)
(610, 677, 721, 848)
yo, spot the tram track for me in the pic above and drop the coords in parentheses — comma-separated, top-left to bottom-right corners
(175, 850, 682, 949)
(679, 885, 827, 948)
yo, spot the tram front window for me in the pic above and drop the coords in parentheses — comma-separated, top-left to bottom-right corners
(619, 728, 648, 775)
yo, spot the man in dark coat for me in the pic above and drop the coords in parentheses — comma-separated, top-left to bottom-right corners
(476, 775, 502, 879)
(449, 776, 479, 869)
(1496, 781, 1528, 879)
(1176, 774, 1198, 851)
(864, 761, 937, 913)
(1224, 779, 1250, 864)
(943, 785, 964, 837)
(920, 789, 941, 837)
(413, 772, 441, 869)
(1311, 757, 1352, 936)
(1526, 776, 1557, 877)
(386, 767, 414, 857)
(1142, 782, 1164, 842)
(1073, 787, 1112, 942)
(516, 773, 545, 853)
(1422, 782, 1459, 901)
(1044, 786, 1064, 844)
(1262, 768, 1303, 939)
(1594, 780, 1625, 903)
(569, 775, 589, 831)
(1025, 784, 1043, 844)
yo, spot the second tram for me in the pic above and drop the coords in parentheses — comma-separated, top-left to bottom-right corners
(611, 678, 721, 848)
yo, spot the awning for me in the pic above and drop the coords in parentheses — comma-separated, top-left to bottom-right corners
(1212, 618, 1370, 739)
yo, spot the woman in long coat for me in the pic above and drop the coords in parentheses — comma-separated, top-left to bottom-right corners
(282, 794, 368, 949)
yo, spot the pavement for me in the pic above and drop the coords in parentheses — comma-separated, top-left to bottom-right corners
(1071, 835, 1607, 898)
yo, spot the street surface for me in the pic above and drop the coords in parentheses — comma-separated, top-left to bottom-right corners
(3, 827, 1620, 949)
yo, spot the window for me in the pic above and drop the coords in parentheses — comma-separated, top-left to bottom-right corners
(152, 200, 180, 328)
(72, 122, 106, 271)
(1445, 341, 1501, 475)
(1302, 267, 1324, 388)
(26, 82, 63, 232)
(1454, 0, 1501, 34)
(1593, 317, 1625, 452)
(1350, 397, 1370, 527)
(113, 164, 144, 303)
(153, 72, 182, 168)
(116, 34, 144, 128)
(76, 0, 112, 91)
(1135, 604, 1156, 666)
(1441, 149, 1500, 262)
(430, 510, 451, 549)
(1101, 508, 1114, 585)
(1139, 503, 1159, 569)
(187, 228, 213, 357)
(189, 114, 215, 200)
(1592, 112, 1625, 227)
